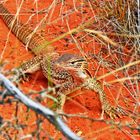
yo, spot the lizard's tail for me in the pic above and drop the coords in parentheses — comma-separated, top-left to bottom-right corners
(0, 3, 53, 54)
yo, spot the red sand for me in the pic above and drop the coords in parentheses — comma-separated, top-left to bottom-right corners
(0, 0, 139, 139)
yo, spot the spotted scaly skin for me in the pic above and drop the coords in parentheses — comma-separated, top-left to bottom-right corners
(85, 78, 126, 119)
(0, 3, 125, 118)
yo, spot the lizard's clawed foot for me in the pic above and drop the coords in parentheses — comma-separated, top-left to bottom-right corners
(10, 68, 29, 82)
(104, 105, 127, 119)
(21, 74, 30, 82)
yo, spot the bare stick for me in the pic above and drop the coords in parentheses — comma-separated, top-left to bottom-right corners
(0, 73, 82, 140)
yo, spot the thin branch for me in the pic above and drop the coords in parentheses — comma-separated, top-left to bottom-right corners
(0, 73, 82, 140)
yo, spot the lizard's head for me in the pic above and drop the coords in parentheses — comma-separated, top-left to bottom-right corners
(56, 53, 91, 79)
(56, 53, 87, 69)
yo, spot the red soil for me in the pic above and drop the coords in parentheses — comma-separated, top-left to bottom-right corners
(0, 0, 139, 139)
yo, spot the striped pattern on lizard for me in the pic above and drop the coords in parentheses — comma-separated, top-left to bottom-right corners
(0, 3, 125, 119)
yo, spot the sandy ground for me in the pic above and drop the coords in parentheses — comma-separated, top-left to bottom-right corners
(0, 0, 139, 139)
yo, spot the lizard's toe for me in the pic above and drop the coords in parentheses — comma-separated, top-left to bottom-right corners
(105, 106, 126, 119)
(106, 107, 118, 119)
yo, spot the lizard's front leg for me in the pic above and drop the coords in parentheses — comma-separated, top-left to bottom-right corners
(56, 79, 76, 114)
(85, 78, 126, 119)
(20, 55, 43, 73)
(15, 55, 43, 81)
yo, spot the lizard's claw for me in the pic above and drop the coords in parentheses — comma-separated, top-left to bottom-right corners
(17, 71, 30, 83)
(104, 106, 127, 119)
(105, 106, 120, 119)
(20, 74, 30, 82)
(11, 68, 30, 83)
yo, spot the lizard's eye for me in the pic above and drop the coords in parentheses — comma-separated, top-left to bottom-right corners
(70, 61, 75, 64)
(69, 59, 86, 68)
(70, 60, 80, 65)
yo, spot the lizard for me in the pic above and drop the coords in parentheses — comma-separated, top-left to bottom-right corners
(0, 3, 125, 119)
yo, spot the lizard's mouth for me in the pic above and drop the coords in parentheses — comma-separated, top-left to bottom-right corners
(77, 68, 92, 79)
(77, 70, 88, 78)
